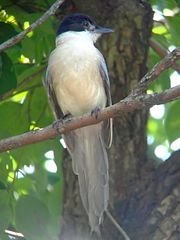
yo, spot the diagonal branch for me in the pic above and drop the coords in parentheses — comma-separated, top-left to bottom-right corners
(0, 0, 65, 53)
(133, 47, 180, 94)
(149, 39, 180, 73)
(0, 85, 179, 153)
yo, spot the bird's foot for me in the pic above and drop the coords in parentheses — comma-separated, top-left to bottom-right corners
(52, 119, 63, 134)
(91, 107, 101, 119)
(52, 114, 72, 134)
(62, 113, 72, 121)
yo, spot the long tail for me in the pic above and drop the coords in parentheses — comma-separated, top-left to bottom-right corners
(64, 123, 109, 232)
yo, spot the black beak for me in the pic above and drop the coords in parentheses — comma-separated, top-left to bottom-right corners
(94, 26, 114, 34)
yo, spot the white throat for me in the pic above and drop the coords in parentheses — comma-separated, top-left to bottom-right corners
(56, 31, 101, 47)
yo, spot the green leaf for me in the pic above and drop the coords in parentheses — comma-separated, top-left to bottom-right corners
(15, 195, 50, 240)
(152, 34, 171, 49)
(0, 101, 28, 138)
(14, 176, 35, 195)
(4, 5, 31, 24)
(24, 87, 53, 127)
(21, 37, 36, 61)
(148, 116, 167, 143)
(0, 152, 13, 186)
(0, 53, 17, 95)
(34, 162, 48, 193)
(164, 101, 180, 143)
(152, 25, 167, 35)
(46, 182, 62, 240)
(15, 64, 45, 86)
(10, 139, 62, 168)
(0, 22, 18, 44)
(0, 190, 11, 234)
(166, 14, 180, 45)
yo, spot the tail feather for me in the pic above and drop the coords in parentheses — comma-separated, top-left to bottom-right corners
(64, 124, 109, 231)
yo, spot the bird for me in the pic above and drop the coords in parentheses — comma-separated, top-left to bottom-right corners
(44, 13, 113, 233)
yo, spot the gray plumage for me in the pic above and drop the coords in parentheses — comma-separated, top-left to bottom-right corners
(44, 13, 113, 232)
(64, 125, 109, 231)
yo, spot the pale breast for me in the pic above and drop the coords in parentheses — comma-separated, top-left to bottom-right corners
(48, 38, 107, 116)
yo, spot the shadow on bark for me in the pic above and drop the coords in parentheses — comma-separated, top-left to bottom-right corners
(102, 150, 180, 240)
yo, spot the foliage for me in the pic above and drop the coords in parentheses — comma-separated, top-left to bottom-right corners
(0, 0, 179, 239)
(148, 0, 180, 161)
(0, 1, 63, 239)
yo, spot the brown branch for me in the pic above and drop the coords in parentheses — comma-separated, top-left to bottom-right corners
(149, 39, 180, 73)
(0, 85, 179, 153)
(0, 0, 65, 53)
(149, 38, 168, 59)
(133, 47, 180, 95)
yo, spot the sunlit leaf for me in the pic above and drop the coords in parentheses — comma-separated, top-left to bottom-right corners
(152, 25, 167, 34)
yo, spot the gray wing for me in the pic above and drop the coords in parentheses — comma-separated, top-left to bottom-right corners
(44, 68, 75, 153)
(44, 68, 62, 119)
(99, 57, 113, 148)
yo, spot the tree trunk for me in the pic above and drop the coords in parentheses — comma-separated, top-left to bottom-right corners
(60, 1, 180, 239)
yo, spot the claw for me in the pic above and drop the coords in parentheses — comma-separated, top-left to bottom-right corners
(52, 114, 72, 134)
(62, 113, 72, 121)
(52, 119, 63, 134)
(91, 107, 101, 119)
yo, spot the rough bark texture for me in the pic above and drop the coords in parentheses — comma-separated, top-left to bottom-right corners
(60, 1, 180, 239)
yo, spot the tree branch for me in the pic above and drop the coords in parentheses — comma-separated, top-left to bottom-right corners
(0, 46, 180, 153)
(0, 85, 179, 153)
(133, 47, 180, 94)
(149, 39, 180, 73)
(0, 0, 65, 53)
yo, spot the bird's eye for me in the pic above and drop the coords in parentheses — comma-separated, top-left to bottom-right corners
(83, 21, 89, 28)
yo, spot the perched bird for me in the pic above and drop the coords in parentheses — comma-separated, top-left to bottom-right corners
(44, 13, 113, 232)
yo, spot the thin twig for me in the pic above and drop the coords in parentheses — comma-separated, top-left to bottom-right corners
(149, 39, 180, 73)
(133, 47, 180, 94)
(0, 0, 65, 53)
(106, 210, 130, 240)
(149, 38, 169, 58)
(17, 66, 46, 88)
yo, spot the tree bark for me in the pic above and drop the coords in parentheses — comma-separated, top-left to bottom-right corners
(60, 1, 180, 239)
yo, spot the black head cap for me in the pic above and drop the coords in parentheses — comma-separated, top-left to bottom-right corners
(57, 13, 113, 36)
